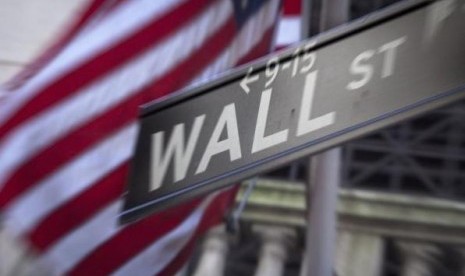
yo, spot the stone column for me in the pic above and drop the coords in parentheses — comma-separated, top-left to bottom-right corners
(253, 225, 295, 276)
(396, 241, 441, 276)
(335, 230, 385, 276)
(192, 225, 229, 276)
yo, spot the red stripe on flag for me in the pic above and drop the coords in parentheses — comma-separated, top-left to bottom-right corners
(0, 0, 213, 142)
(283, 0, 301, 15)
(0, 17, 236, 209)
(28, 163, 129, 251)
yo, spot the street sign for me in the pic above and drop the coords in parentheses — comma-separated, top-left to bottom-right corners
(121, 0, 465, 223)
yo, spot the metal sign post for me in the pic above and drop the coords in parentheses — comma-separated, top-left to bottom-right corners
(305, 0, 348, 275)
(121, 0, 465, 224)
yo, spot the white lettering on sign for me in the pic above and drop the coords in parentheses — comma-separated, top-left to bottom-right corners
(346, 50, 375, 90)
(347, 36, 406, 90)
(265, 57, 280, 87)
(378, 37, 406, 78)
(151, 39, 336, 189)
(149, 39, 397, 189)
(252, 88, 289, 153)
(297, 71, 336, 136)
(150, 37, 408, 190)
(241, 40, 318, 93)
(196, 103, 242, 174)
(240, 67, 259, 94)
(150, 115, 205, 191)
(299, 41, 317, 74)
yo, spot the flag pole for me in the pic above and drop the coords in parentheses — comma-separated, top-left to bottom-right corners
(301, 0, 348, 275)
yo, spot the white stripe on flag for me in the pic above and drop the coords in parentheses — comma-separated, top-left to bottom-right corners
(0, 0, 233, 188)
(276, 16, 301, 46)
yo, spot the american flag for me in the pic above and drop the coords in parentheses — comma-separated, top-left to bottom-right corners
(0, 0, 281, 274)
